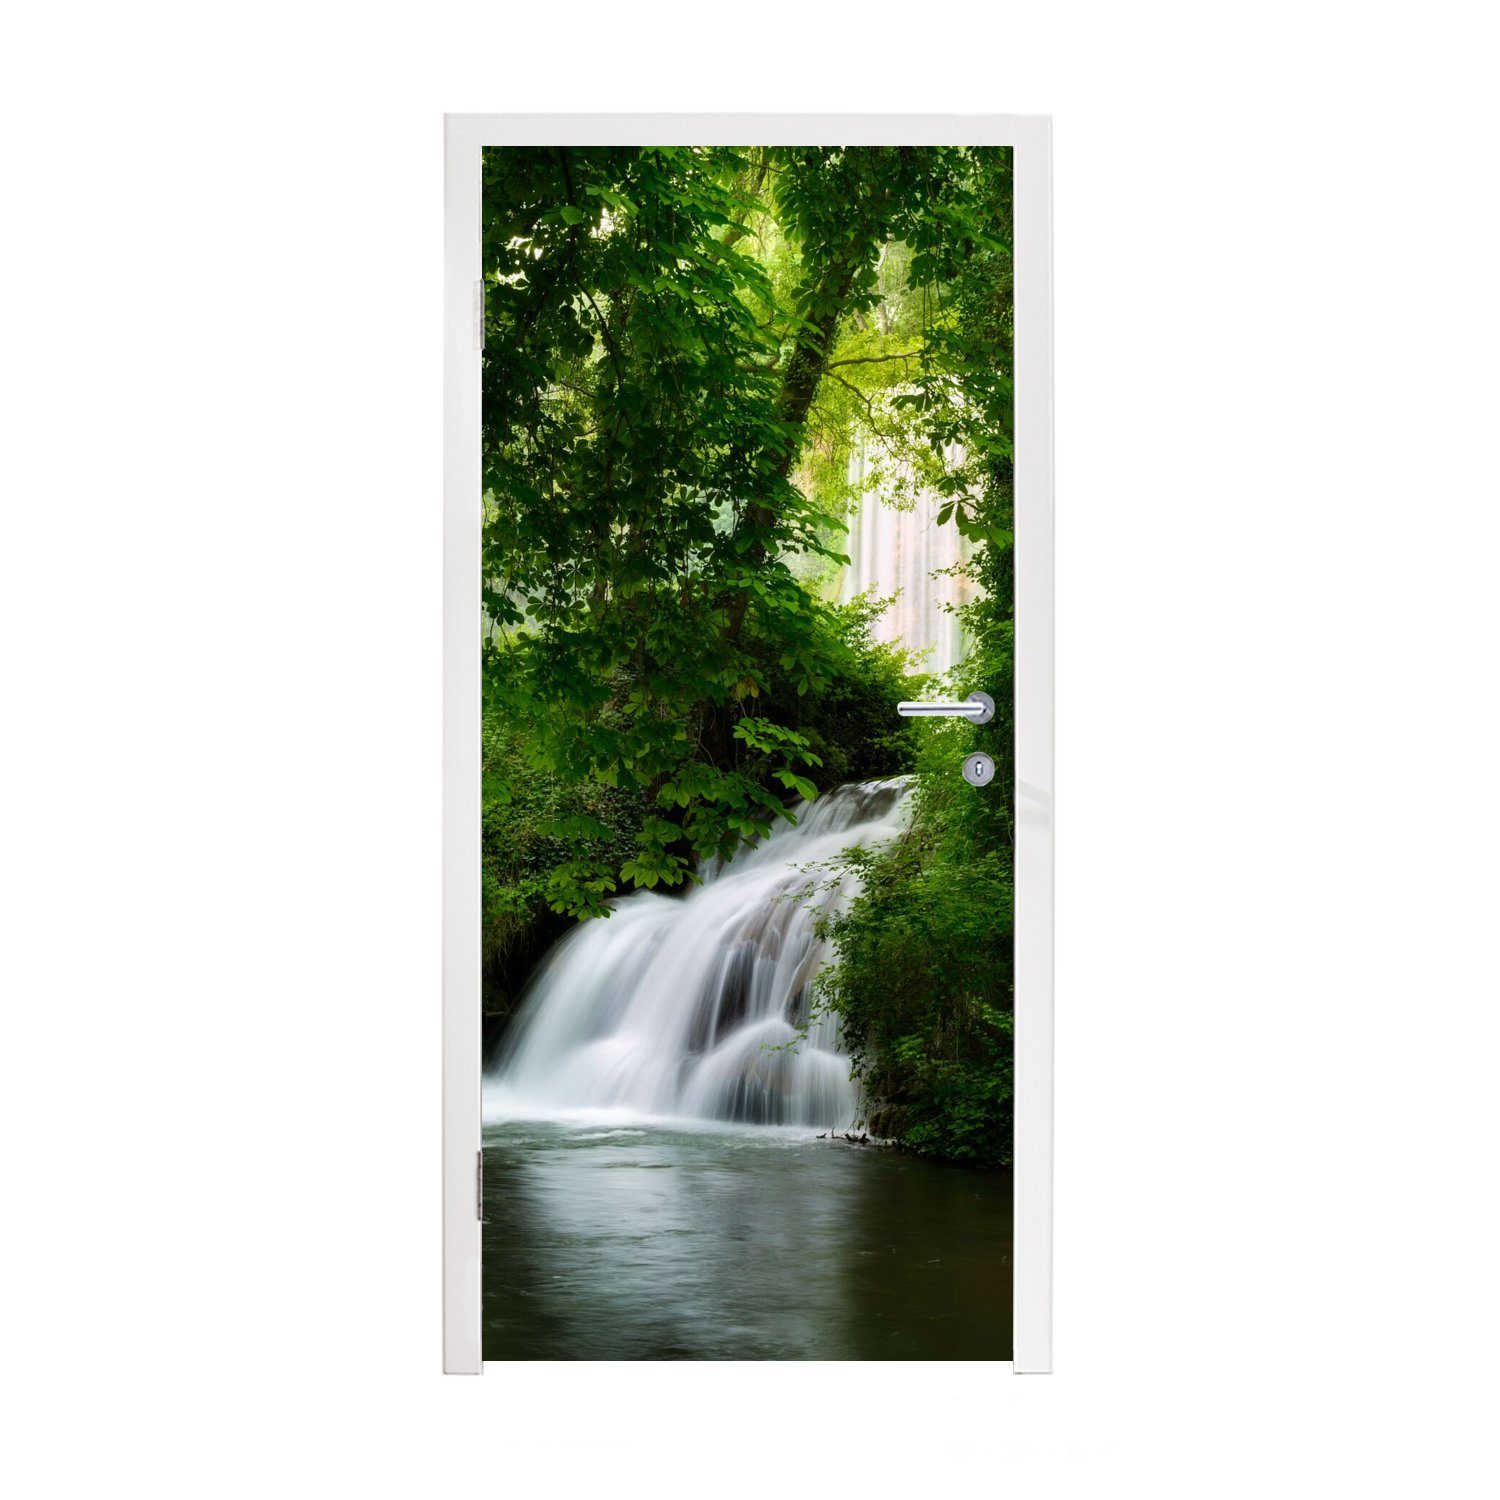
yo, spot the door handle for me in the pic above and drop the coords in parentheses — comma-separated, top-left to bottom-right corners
(896, 691, 994, 724)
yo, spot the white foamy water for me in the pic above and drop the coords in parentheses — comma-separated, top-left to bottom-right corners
(839, 442, 971, 675)
(484, 779, 911, 1131)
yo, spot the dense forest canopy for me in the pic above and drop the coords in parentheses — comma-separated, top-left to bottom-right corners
(481, 145, 1016, 1164)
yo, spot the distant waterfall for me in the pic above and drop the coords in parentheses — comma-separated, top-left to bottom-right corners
(838, 442, 970, 676)
(485, 779, 911, 1131)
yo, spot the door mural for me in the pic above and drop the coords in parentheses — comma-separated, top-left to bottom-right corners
(479, 145, 1014, 1360)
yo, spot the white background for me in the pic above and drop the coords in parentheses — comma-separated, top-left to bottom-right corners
(3, 3, 1497, 1496)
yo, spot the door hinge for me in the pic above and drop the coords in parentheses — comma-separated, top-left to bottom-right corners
(477, 1149, 485, 1222)
(476, 279, 485, 352)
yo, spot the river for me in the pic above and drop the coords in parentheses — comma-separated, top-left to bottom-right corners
(482, 1118, 1011, 1361)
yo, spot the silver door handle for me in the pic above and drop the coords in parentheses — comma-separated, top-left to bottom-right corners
(897, 691, 994, 724)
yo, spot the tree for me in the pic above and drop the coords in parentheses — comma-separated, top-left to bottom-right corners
(480, 144, 1012, 919)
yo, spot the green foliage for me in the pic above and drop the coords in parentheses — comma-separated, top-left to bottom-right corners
(796, 592, 922, 785)
(482, 144, 1008, 917)
(813, 685, 1015, 1167)
(481, 710, 651, 1007)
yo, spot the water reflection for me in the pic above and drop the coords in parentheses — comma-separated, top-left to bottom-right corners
(482, 1119, 1012, 1361)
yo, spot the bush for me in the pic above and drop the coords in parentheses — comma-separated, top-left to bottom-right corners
(480, 707, 650, 1017)
(814, 547, 1015, 1166)
(782, 591, 921, 790)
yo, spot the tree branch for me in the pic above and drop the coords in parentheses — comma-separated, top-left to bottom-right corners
(824, 371, 882, 426)
(824, 350, 926, 369)
(720, 148, 771, 251)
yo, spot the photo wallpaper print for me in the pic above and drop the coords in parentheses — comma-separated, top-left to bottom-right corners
(478, 144, 1015, 1360)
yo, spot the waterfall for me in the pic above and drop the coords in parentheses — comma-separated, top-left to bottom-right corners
(484, 778, 911, 1131)
(838, 442, 971, 676)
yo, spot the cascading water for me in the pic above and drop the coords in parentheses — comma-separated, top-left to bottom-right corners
(838, 441, 972, 676)
(484, 778, 911, 1131)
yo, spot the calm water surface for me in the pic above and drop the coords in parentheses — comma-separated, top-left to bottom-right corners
(482, 1118, 1012, 1361)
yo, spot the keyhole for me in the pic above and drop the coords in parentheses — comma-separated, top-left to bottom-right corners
(962, 752, 995, 787)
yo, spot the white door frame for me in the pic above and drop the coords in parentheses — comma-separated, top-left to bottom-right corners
(443, 114, 1053, 1374)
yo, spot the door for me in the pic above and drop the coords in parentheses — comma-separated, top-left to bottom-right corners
(445, 118, 1052, 1370)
